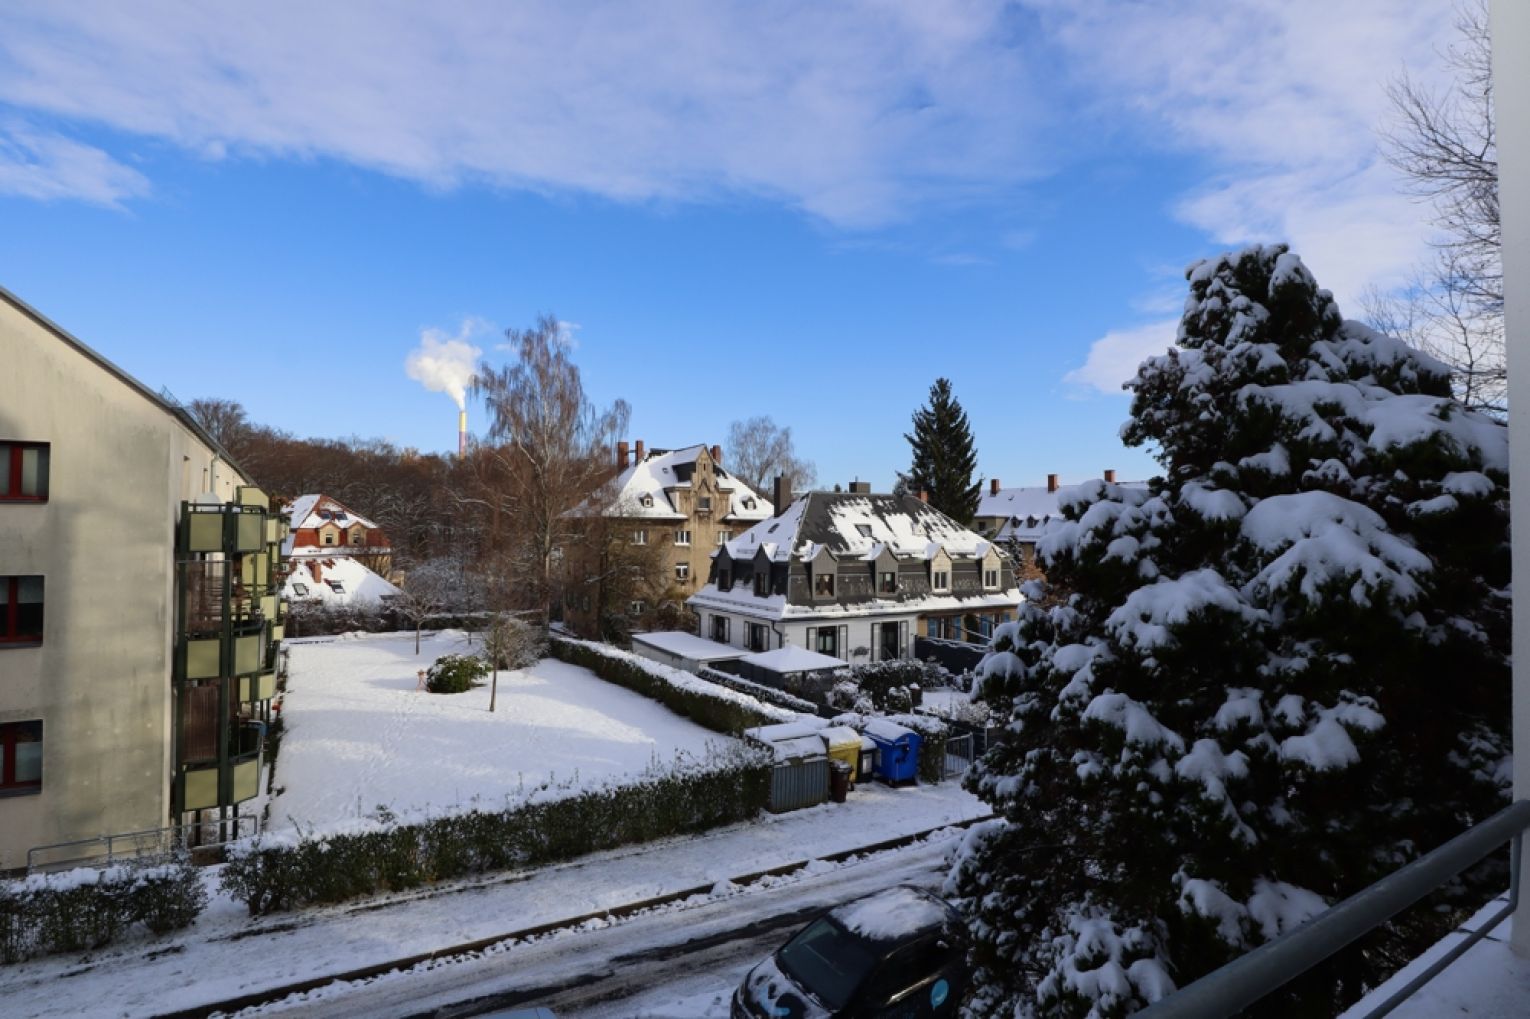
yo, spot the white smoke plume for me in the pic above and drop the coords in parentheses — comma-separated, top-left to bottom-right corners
(405, 317, 488, 410)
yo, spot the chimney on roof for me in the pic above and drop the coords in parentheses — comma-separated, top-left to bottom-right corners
(918, 490, 929, 503)
(617, 441, 630, 470)
(990, 478, 1000, 496)
(849, 480, 871, 494)
(309, 560, 322, 583)
(1104, 469, 1116, 483)
(635, 439, 646, 461)
(1047, 473, 1059, 493)
(773, 474, 793, 516)
(710, 444, 722, 465)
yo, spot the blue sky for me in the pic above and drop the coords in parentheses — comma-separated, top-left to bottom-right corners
(0, 1, 1459, 492)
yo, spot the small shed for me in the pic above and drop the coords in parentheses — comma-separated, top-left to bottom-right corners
(631, 631, 750, 674)
(862, 718, 922, 784)
(733, 645, 848, 690)
(746, 726, 831, 813)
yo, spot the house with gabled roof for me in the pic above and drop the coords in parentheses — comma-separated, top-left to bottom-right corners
(562, 440, 772, 637)
(282, 493, 391, 558)
(974, 471, 1148, 579)
(687, 479, 1021, 663)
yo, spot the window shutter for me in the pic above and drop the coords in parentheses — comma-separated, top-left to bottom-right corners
(838, 625, 848, 657)
(806, 627, 816, 648)
(899, 621, 909, 658)
(870, 622, 880, 660)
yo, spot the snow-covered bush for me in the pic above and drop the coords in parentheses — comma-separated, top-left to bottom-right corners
(424, 653, 489, 693)
(547, 637, 795, 733)
(482, 615, 545, 671)
(951, 246, 1510, 1016)
(221, 743, 772, 915)
(0, 858, 206, 964)
(828, 659, 936, 714)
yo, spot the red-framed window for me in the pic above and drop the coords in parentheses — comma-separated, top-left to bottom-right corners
(1, 576, 44, 645)
(0, 721, 42, 794)
(0, 442, 49, 502)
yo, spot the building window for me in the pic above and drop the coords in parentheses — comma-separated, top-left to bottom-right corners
(855, 524, 873, 538)
(322, 531, 336, 545)
(674, 529, 692, 546)
(630, 600, 646, 616)
(292, 583, 310, 596)
(1, 576, 44, 645)
(746, 622, 768, 652)
(879, 571, 897, 594)
(743, 498, 756, 510)
(632, 529, 649, 545)
(753, 572, 769, 597)
(815, 628, 838, 657)
(933, 570, 950, 592)
(0, 443, 49, 502)
(327, 580, 345, 593)
(719, 569, 732, 590)
(0, 721, 42, 794)
(815, 572, 835, 598)
(984, 568, 999, 589)
(676, 562, 690, 582)
(711, 615, 730, 643)
(716, 530, 732, 545)
(698, 496, 712, 512)
(640, 494, 654, 508)
(351, 530, 365, 546)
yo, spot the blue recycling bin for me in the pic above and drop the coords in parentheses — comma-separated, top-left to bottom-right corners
(862, 719, 922, 783)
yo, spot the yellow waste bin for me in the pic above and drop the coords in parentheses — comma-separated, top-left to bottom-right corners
(820, 725, 864, 784)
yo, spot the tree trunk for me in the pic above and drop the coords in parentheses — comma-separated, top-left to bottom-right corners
(490, 666, 498, 712)
(415, 622, 422, 654)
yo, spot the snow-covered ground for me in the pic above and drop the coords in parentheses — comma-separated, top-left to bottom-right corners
(0, 782, 988, 1018)
(269, 630, 733, 829)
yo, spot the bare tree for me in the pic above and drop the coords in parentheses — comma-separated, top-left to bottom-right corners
(725, 416, 817, 497)
(1375, 0, 1502, 413)
(393, 557, 464, 654)
(480, 614, 545, 712)
(473, 315, 630, 625)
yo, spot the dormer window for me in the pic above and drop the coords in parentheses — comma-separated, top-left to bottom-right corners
(815, 572, 835, 598)
(984, 568, 999, 590)
(855, 524, 873, 538)
(933, 570, 950, 592)
(640, 494, 654, 508)
(743, 498, 756, 510)
(753, 573, 769, 597)
(879, 571, 897, 594)
(698, 496, 712, 513)
(719, 570, 732, 591)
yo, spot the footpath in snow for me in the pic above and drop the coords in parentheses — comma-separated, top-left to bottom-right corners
(0, 781, 988, 1019)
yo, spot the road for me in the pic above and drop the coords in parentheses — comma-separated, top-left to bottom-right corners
(241, 830, 960, 1018)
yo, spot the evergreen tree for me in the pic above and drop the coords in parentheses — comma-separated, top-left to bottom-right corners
(949, 246, 1510, 1017)
(901, 377, 982, 522)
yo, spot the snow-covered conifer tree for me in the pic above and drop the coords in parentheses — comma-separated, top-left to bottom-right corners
(949, 245, 1510, 1017)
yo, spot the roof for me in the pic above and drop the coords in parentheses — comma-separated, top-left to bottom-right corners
(282, 494, 385, 555)
(1, 284, 257, 487)
(723, 492, 997, 563)
(739, 645, 848, 673)
(571, 444, 773, 522)
(979, 480, 1150, 542)
(630, 631, 750, 662)
(282, 555, 401, 607)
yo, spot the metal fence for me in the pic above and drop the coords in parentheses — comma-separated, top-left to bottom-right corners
(767, 757, 830, 813)
(943, 733, 975, 778)
(26, 814, 262, 874)
(1139, 799, 1530, 1018)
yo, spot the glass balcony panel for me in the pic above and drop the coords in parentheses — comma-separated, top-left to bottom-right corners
(260, 594, 276, 619)
(234, 633, 261, 675)
(253, 552, 270, 586)
(187, 513, 224, 553)
(185, 638, 221, 679)
(237, 486, 269, 510)
(183, 766, 219, 811)
(265, 517, 281, 543)
(235, 513, 264, 552)
(233, 759, 259, 802)
(271, 623, 284, 642)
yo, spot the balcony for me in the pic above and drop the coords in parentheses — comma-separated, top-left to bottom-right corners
(180, 501, 268, 555)
(179, 719, 264, 811)
(182, 617, 268, 680)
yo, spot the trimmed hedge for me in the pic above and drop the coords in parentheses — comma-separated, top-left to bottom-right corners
(221, 745, 771, 915)
(0, 858, 206, 964)
(697, 667, 823, 716)
(548, 638, 794, 734)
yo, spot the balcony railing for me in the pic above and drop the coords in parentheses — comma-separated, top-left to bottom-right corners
(1138, 799, 1530, 1018)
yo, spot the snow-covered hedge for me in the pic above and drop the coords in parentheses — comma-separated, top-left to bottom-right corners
(0, 858, 205, 964)
(220, 743, 772, 915)
(548, 637, 797, 733)
(697, 666, 823, 715)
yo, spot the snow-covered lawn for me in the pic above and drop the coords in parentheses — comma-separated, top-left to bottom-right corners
(268, 630, 734, 829)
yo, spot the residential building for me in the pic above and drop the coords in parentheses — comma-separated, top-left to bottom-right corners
(0, 286, 286, 872)
(282, 555, 400, 608)
(687, 479, 1021, 661)
(283, 492, 392, 576)
(973, 472, 1147, 579)
(562, 441, 772, 637)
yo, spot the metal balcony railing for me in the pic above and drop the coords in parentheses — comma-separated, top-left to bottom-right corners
(1139, 799, 1530, 1018)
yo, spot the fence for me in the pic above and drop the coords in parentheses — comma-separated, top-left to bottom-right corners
(26, 814, 262, 874)
(913, 635, 987, 675)
(767, 757, 830, 813)
(943, 734, 975, 778)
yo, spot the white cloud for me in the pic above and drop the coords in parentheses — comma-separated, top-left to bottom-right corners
(0, 119, 148, 204)
(0, 0, 1052, 227)
(1064, 318, 1177, 397)
(406, 317, 491, 410)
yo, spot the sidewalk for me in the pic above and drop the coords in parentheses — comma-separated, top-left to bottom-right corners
(0, 782, 987, 1019)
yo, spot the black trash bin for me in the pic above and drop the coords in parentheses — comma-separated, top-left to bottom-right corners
(829, 760, 851, 803)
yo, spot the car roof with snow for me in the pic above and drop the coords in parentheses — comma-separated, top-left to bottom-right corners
(827, 886, 957, 942)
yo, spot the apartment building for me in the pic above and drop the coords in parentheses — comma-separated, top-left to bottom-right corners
(0, 287, 285, 871)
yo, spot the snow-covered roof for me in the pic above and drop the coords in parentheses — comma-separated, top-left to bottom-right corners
(724, 492, 996, 564)
(631, 631, 750, 662)
(740, 645, 848, 673)
(830, 886, 951, 941)
(282, 555, 400, 607)
(980, 481, 1149, 543)
(571, 444, 773, 522)
(282, 493, 385, 555)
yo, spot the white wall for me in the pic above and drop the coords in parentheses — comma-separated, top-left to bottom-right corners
(1493, 0, 1530, 957)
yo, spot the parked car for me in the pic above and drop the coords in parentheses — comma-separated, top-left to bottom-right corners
(731, 885, 968, 1018)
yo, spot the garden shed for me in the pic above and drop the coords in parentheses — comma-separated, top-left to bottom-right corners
(630, 631, 749, 674)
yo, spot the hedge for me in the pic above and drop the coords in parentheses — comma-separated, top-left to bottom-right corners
(0, 858, 206, 964)
(548, 637, 796, 734)
(697, 667, 823, 716)
(221, 744, 771, 915)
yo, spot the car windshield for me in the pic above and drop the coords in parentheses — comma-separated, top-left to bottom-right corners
(775, 917, 878, 1010)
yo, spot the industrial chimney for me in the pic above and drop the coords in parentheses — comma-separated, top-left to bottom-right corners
(458, 409, 468, 459)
